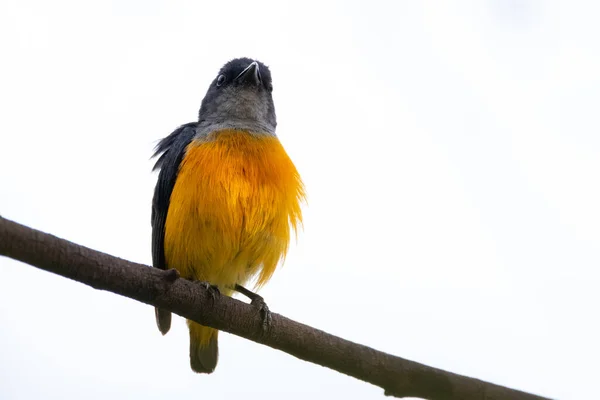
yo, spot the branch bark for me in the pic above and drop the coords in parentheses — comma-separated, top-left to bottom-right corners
(0, 216, 550, 400)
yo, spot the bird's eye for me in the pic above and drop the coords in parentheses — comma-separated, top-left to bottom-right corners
(216, 75, 226, 87)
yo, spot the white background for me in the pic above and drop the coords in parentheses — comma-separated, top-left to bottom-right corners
(1, 1, 598, 399)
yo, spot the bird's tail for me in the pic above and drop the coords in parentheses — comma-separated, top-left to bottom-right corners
(155, 307, 171, 335)
(188, 321, 218, 373)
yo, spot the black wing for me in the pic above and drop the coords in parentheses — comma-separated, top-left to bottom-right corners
(151, 122, 197, 334)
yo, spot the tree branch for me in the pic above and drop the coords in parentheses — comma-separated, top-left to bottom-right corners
(0, 216, 550, 400)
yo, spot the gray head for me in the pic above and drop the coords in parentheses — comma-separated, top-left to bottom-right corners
(198, 58, 276, 135)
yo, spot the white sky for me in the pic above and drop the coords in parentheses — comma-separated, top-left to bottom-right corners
(1, 1, 598, 399)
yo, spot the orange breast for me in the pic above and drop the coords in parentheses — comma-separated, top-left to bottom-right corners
(164, 129, 305, 290)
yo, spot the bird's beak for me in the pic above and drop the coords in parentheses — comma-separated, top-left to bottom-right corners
(235, 61, 261, 85)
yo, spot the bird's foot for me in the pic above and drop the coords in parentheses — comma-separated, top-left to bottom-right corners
(234, 284, 272, 336)
(196, 281, 220, 304)
(251, 293, 272, 334)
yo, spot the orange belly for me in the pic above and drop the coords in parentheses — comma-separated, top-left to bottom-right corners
(163, 129, 304, 291)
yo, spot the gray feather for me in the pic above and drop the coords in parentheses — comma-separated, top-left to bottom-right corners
(190, 332, 219, 374)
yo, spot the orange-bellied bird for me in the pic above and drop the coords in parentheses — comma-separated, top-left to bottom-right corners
(151, 58, 305, 373)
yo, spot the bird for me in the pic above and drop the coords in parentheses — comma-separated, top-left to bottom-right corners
(151, 58, 305, 374)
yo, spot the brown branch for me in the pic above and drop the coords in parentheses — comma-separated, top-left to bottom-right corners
(0, 216, 550, 400)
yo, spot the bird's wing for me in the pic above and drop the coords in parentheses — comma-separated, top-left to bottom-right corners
(151, 122, 198, 334)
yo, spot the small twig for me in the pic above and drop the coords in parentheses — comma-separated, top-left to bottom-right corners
(0, 216, 551, 399)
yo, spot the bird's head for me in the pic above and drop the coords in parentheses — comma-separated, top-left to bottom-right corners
(198, 58, 276, 134)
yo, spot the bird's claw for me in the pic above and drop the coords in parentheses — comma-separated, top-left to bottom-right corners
(196, 281, 220, 304)
(233, 284, 272, 337)
(250, 294, 272, 335)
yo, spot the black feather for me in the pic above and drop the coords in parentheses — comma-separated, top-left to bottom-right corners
(151, 122, 198, 335)
(151, 121, 197, 268)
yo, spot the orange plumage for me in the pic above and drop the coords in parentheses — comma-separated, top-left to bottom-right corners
(164, 129, 305, 347)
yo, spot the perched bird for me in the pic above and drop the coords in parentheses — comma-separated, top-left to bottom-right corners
(151, 58, 305, 373)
